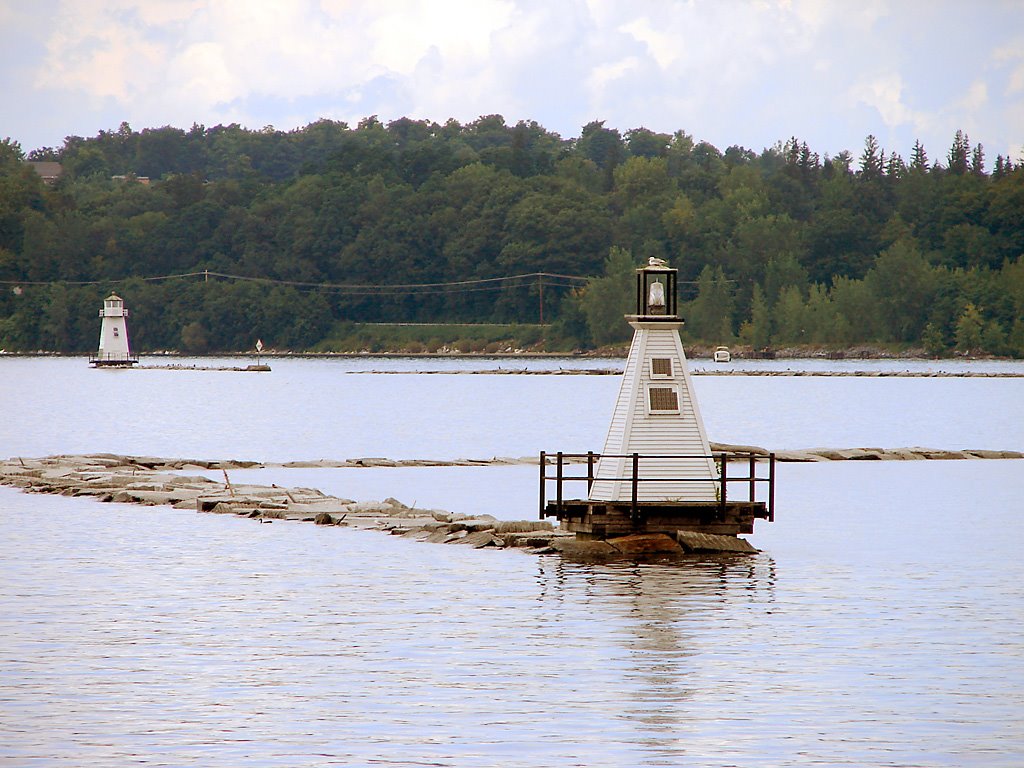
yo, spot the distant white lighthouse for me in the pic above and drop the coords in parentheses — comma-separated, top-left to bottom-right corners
(90, 292, 138, 367)
(588, 259, 718, 502)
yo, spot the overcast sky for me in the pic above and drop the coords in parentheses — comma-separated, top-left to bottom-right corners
(2, 0, 1022, 166)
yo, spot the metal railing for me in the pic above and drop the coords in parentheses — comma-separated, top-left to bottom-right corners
(88, 352, 140, 365)
(539, 450, 775, 523)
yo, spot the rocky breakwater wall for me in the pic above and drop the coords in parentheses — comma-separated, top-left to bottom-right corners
(0, 454, 770, 559)
(0, 453, 573, 554)
(711, 442, 1024, 462)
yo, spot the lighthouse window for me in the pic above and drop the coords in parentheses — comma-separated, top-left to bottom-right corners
(648, 386, 680, 413)
(113, 327, 119, 337)
(650, 358, 673, 378)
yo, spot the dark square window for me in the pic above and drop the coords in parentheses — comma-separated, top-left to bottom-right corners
(649, 387, 679, 411)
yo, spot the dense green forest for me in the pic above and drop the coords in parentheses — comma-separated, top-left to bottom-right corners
(1, 116, 1022, 356)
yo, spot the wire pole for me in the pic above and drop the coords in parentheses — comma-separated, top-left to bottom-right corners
(538, 274, 544, 324)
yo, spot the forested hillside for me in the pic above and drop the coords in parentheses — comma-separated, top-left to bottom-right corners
(1, 117, 1022, 355)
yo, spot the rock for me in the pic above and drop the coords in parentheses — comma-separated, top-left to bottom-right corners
(608, 533, 684, 555)
(710, 442, 771, 456)
(548, 537, 618, 559)
(286, 500, 351, 516)
(915, 448, 967, 460)
(349, 458, 397, 467)
(450, 530, 498, 548)
(773, 450, 827, 462)
(834, 448, 878, 460)
(426, 529, 450, 544)
(127, 489, 192, 505)
(493, 520, 553, 534)
(401, 529, 433, 541)
(513, 532, 573, 548)
(676, 531, 759, 554)
(887, 448, 924, 460)
(807, 449, 845, 461)
(347, 501, 395, 514)
(255, 499, 289, 509)
(966, 449, 1024, 459)
(313, 511, 335, 525)
(211, 460, 263, 469)
(453, 516, 499, 532)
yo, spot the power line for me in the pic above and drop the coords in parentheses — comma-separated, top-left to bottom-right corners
(0, 269, 591, 293)
(0, 268, 720, 298)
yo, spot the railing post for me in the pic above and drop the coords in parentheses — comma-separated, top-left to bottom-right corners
(749, 452, 756, 502)
(587, 451, 594, 493)
(631, 453, 640, 524)
(719, 453, 728, 518)
(769, 452, 776, 522)
(556, 451, 563, 509)
(539, 451, 546, 519)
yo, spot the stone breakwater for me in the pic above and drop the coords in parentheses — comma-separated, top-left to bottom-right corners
(0, 453, 576, 555)
(2, 446, 1020, 559)
(137, 364, 271, 372)
(1, 453, 756, 558)
(269, 441, 1023, 466)
(709, 443, 1024, 462)
(346, 368, 1024, 377)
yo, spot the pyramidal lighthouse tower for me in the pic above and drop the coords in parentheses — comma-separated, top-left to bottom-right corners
(90, 292, 138, 367)
(540, 258, 774, 542)
(588, 259, 718, 502)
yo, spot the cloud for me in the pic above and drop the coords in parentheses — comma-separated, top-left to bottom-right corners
(6, 0, 1022, 162)
(847, 73, 918, 128)
(993, 40, 1024, 95)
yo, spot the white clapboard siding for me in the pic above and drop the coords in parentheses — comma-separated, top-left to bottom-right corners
(589, 322, 718, 502)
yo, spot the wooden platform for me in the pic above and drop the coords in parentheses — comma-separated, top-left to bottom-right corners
(89, 356, 139, 367)
(539, 450, 775, 541)
(544, 499, 769, 540)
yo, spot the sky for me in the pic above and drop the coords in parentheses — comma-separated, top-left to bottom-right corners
(2, 0, 1022, 166)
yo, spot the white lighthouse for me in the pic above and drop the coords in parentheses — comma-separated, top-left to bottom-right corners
(540, 257, 774, 541)
(587, 258, 718, 502)
(90, 292, 138, 367)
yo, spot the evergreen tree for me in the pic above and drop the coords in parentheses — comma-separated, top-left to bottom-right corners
(948, 130, 970, 175)
(909, 140, 929, 172)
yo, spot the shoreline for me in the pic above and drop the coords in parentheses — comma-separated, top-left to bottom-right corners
(340, 368, 1024, 377)
(2, 347, 1020, 363)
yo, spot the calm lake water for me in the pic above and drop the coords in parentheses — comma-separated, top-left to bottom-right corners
(1, 355, 1023, 767)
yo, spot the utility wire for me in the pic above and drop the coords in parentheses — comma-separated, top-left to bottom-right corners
(0, 270, 591, 292)
(0, 268, 720, 296)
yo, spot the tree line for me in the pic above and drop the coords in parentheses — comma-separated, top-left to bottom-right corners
(0, 116, 1021, 355)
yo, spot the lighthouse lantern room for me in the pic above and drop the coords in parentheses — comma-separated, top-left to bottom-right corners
(90, 292, 138, 367)
(540, 258, 775, 542)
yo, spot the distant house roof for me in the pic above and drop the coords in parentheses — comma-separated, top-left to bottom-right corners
(26, 161, 63, 183)
(111, 174, 150, 185)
